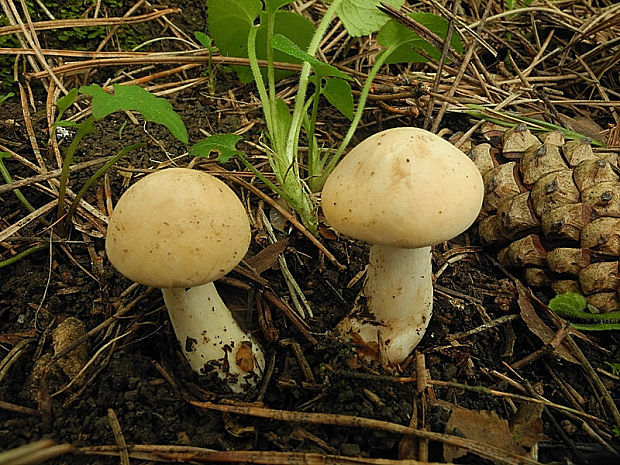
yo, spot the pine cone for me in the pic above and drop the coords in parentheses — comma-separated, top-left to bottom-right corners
(467, 124, 620, 312)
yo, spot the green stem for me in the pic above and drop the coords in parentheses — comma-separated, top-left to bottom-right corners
(0, 244, 47, 269)
(0, 153, 35, 212)
(266, 8, 277, 111)
(207, 44, 216, 95)
(63, 143, 144, 231)
(248, 26, 272, 134)
(307, 82, 321, 164)
(247, 20, 317, 234)
(281, 97, 318, 234)
(307, 45, 397, 192)
(238, 145, 316, 232)
(235, 151, 287, 199)
(330, 48, 393, 171)
(57, 117, 95, 226)
(284, 0, 343, 165)
(287, 94, 315, 182)
(306, 85, 324, 192)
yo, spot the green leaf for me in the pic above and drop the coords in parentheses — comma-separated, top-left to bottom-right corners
(270, 98, 293, 161)
(322, 78, 353, 120)
(548, 292, 587, 314)
(207, 1, 314, 83)
(504, 0, 533, 10)
(207, 0, 262, 55)
(253, 11, 315, 82)
(54, 120, 77, 128)
(194, 31, 217, 52)
(194, 31, 211, 47)
(548, 292, 620, 331)
(265, 0, 294, 11)
(335, 0, 404, 37)
(377, 20, 426, 62)
(206, 0, 261, 83)
(606, 363, 620, 375)
(0, 92, 14, 106)
(377, 13, 463, 64)
(79, 84, 188, 144)
(189, 134, 245, 163)
(56, 88, 79, 122)
(271, 34, 350, 79)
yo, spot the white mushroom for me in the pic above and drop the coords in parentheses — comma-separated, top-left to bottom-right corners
(106, 168, 265, 392)
(321, 128, 484, 364)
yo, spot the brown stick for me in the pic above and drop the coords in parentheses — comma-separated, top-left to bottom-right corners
(81, 444, 449, 464)
(190, 401, 542, 465)
(0, 9, 181, 35)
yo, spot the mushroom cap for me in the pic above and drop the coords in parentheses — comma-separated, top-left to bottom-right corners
(106, 168, 250, 288)
(322, 127, 484, 248)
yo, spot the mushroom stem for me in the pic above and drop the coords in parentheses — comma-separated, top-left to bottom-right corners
(337, 245, 433, 364)
(161, 282, 266, 392)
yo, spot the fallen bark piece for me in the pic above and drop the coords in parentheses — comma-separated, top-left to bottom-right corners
(444, 405, 525, 462)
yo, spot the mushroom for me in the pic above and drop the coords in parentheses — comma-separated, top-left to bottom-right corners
(321, 128, 484, 364)
(105, 168, 265, 391)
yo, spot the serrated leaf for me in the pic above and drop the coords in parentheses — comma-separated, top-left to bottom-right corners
(548, 292, 620, 331)
(189, 134, 245, 162)
(271, 34, 350, 79)
(80, 84, 188, 144)
(335, 0, 404, 37)
(377, 13, 463, 64)
(570, 322, 620, 331)
(322, 78, 353, 120)
(548, 292, 587, 313)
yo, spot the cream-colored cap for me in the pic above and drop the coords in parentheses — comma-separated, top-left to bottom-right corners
(322, 128, 484, 248)
(106, 168, 250, 288)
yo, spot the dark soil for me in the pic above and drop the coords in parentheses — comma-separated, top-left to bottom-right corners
(1, 2, 619, 465)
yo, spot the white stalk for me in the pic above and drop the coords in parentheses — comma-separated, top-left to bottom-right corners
(162, 282, 265, 392)
(337, 245, 433, 364)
